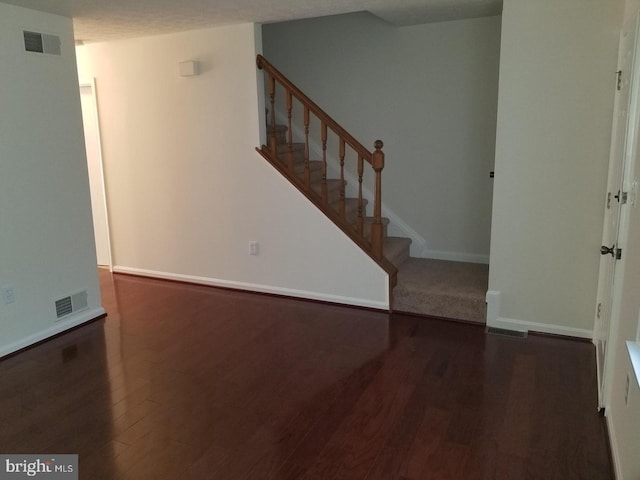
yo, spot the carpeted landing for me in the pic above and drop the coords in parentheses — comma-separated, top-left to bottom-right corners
(392, 258, 489, 323)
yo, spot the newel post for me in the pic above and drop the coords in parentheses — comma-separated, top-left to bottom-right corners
(257, 56, 278, 158)
(371, 140, 385, 260)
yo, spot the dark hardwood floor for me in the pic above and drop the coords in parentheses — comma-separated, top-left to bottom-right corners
(0, 270, 612, 479)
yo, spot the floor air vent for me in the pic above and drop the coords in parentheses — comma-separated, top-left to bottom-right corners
(23, 30, 61, 55)
(486, 326, 528, 339)
(55, 291, 88, 320)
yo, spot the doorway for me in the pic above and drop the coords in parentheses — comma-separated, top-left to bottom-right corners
(79, 80, 112, 269)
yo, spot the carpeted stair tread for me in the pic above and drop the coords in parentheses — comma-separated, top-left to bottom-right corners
(311, 179, 344, 202)
(275, 157, 323, 182)
(276, 143, 305, 161)
(383, 236, 411, 268)
(360, 217, 390, 239)
(267, 125, 288, 145)
(330, 197, 367, 219)
(393, 258, 488, 323)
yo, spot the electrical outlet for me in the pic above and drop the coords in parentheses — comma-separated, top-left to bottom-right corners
(625, 372, 630, 406)
(249, 241, 259, 256)
(2, 287, 15, 305)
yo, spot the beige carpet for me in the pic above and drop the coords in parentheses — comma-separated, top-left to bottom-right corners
(392, 258, 489, 323)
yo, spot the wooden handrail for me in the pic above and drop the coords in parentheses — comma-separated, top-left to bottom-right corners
(255, 54, 389, 270)
(257, 55, 373, 165)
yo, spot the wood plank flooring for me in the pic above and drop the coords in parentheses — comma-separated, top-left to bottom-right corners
(0, 270, 612, 479)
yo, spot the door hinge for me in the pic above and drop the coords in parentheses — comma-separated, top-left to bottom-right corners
(616, 248, 622, 260)
(615, 190, 629, 204)
(607, 192, 612, 209)
(597, 302, 602, 319)
(617, 70, 623, 91)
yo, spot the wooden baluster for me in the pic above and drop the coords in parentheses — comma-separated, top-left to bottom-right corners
(286, 91, 294, 172)
(339, 138, 346, 219)
(269, 74, 277, 158)
(371, 140, 385, 259)
(321, 122, 328, 203)
(304, 107, 310, 186)
(357, 154, 364, 235)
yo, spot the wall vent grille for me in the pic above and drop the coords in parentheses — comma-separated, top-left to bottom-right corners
(55, 297, 73, 318)
(23, 30, 61, 55)
(486, 327, 528, 339)
(55, 290, 88, 320)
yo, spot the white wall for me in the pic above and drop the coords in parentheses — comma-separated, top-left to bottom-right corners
(262, 13, 501, 263)
(76, 24, 388, 309)
(0, 3, 104, 357)
(487, 0, 623, 337)
(627, 0, 640, 23)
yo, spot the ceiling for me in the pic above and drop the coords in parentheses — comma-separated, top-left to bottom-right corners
(0, 0, 502, 44)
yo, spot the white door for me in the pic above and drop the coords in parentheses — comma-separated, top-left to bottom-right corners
(595, 15, 638, 408)
(603, 25, 640, 411)
(80, 81, 112, 268)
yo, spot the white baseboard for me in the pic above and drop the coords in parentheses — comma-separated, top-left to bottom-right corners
(423, 249, 490, 264)
(487, 316, 593, 339)
(485, 290, 593, 339)
(0, 307, 106, 358)
(113, 266, 389, 310)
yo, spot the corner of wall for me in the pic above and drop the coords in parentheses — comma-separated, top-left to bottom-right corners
(485, 290, 502, 326)
(485, 290, 594, 339)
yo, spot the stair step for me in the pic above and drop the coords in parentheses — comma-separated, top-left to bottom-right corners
(358, 216, 390, 239)
(268, 124, 288, 144)
(392, 258, 488, 323)
(331, 197, 368, 221)
(311, 179, 344, 203)
(287, 160, 324, 183)
(384, 236, 411, 269)
(273, 149, 320, 172)
(276, 143, 305, 161)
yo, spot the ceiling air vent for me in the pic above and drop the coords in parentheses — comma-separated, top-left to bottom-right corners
(23, 30, 61, 55)
(55, 290, 89, 320)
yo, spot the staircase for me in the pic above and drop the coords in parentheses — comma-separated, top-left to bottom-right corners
(254, 55, 489, 324)
(255, 55, 411, 291)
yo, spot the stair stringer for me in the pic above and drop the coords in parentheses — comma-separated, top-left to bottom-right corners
(274, 110, 428, 258)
